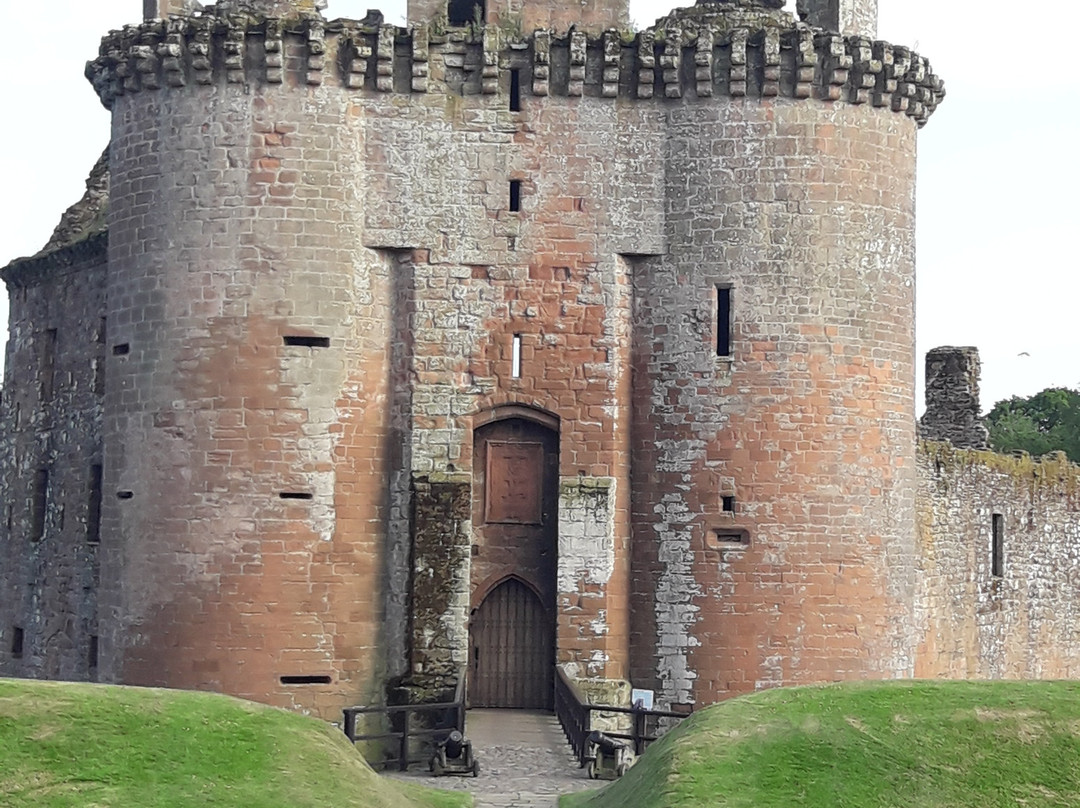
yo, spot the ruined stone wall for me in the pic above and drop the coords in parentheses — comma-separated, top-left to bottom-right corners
(0, 239, 106, 682)
(916, 443, 1080, 679)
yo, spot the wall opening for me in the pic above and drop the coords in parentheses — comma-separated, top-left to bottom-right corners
(992, 513, 1004, 578)
(283, 335, 331, 348)
(117, 491, 134, 500)
(280, 492, 314, 501)
(706, 527, 749, 549)
(447, 0, 484, 26)
(39, 328, 57, 403)
(279, 675, 332, 685)
(87, 465, 104, 545)
(716, 286, 732, 357)
(511, 334, 523, 378)
(722, 496, 736, 513)
(509, 180, 523, 212)
(31, 469, 49, 542)
(88, 635, 99, 671)
(510, 68, 522, 111)
(11, 627, 24, 659)
(112, 343, 130, 356)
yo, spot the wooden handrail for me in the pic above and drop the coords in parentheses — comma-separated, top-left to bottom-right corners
(553, 666, 691, 763)
(342, 668, 467, 771)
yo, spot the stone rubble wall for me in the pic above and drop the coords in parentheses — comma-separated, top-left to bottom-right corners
(915, 443, 1080, 680)
(0, 238, 107, 683)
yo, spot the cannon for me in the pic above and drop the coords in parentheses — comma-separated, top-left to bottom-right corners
(429, 729, 480, 777)
(583, 730, 633, 780)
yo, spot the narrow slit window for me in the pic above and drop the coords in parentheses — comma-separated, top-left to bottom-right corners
(40, 329, 57, 403)
(509, 180, 523, 212)
(510, 68, 522, 111)
(511, 334, 523, 379)
(279, 675, 332, 685)
(87, 465, 104, 545)
(992, 513, 1004, 578)
(11, 627, 24, 659)
(117, 491, 134, 500)
(722, 496, 736, 513)
(88, 635, 99, 670)
(31, 469, 49, 542)
(716, 286, 732, 357)
(113, 343, 130, 356)
(280, 492, 314, 501)
(283, 335, 331, 348)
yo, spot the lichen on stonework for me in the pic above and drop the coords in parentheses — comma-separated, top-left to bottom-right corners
(653, 0, 795, 35)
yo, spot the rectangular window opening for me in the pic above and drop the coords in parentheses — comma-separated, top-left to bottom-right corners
(283, 335, 331, 349)
(509, 68, 522, 111)
(31, 469, 49, 542)
(722, 496, 736, 513)
(116, 490, 134, 500)
(716, 286, 732, 357)
(992, 513, 1004, 578)
(88, 635, 99, 670)
(11, 627, 24, 659)
(112, 343, 130, 356)
(279, 675, 332, 685)
(88, 465, 104, 545)
(40, 329, 57, 403)
(511, 334, 523, 379)
(706, 527, 749, 549)
(280, 492, 314, 501)
(509, 179, 523, 212)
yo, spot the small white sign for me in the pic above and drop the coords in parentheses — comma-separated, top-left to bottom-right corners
(631, 689, 654, 710)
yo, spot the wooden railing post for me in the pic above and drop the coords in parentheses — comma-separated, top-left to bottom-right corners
(399, 706, 410, 771)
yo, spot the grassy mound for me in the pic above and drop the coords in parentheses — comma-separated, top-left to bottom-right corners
(0, 678, 469, 808)
(562, 680, 1080, 808)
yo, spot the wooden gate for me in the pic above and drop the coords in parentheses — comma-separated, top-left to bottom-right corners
(470, 578, 553, 709)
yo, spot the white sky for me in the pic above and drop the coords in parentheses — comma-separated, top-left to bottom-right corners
(1, 0, 1077, 412)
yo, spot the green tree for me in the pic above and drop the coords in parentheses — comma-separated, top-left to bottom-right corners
(986, 387, 1080, 463)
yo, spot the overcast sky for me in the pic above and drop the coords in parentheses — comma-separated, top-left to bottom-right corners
(1, 0, 1077, 412)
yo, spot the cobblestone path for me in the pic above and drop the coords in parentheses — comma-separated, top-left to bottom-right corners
(387, 709, 601, 807)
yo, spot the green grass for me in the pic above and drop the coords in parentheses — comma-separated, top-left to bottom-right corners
(0, 678, 470, 808)
(561, 680, 1080, 808)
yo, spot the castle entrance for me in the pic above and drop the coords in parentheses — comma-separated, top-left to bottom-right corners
(469, 414, 558, 709)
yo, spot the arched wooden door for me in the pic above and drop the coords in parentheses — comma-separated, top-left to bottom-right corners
(470, 414, 558, 709)
(470, 578, 553, 709)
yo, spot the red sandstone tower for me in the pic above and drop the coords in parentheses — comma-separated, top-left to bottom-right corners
(1, 0, 942, 721)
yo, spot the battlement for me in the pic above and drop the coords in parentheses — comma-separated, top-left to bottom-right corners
(85, 6, 943, 126)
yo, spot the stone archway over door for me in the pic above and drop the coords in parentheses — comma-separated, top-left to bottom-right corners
(470, 414, 558, 709)
(470, 579, 553, 708)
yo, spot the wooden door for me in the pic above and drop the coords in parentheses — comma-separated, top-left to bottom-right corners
(470, 578, 553, 709)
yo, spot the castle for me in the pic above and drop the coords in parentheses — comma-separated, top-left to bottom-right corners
(2, 0, 1079, 724)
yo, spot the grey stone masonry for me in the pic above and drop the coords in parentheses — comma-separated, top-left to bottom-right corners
(920, 346, 990, 450)
(85, 6, 944, 127)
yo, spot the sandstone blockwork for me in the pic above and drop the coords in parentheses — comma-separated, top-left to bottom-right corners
(4, 0, 1075, 726)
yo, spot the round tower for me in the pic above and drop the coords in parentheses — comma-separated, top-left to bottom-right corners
(628, 0, 941, 706)
(91, 0, 390, 717)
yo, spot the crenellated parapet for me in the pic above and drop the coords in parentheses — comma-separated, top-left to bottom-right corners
(85, 5, 944, 126)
